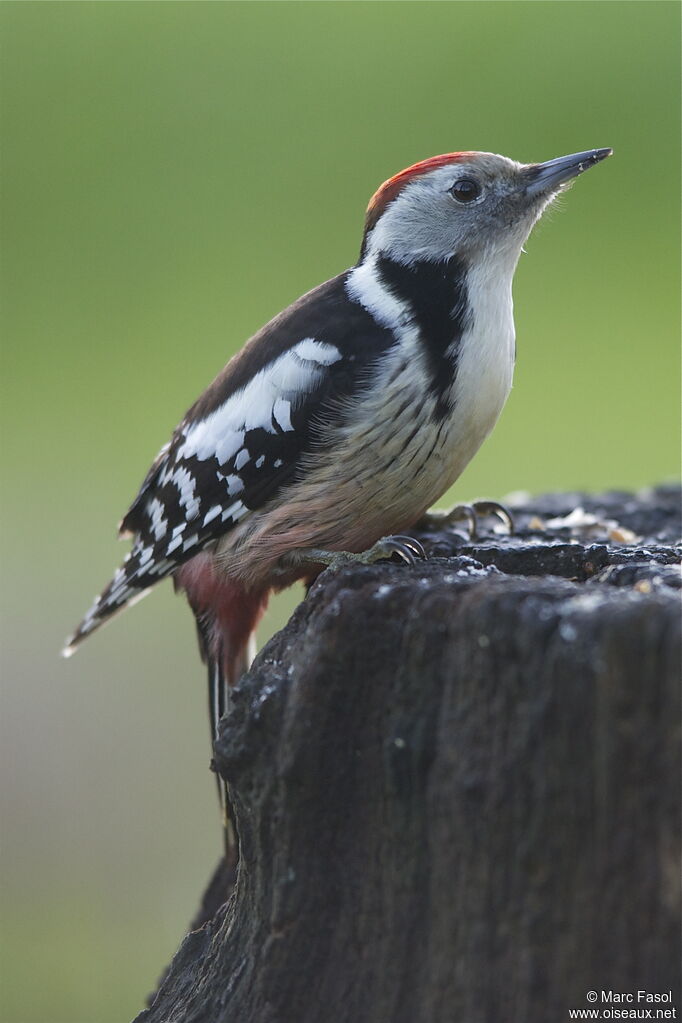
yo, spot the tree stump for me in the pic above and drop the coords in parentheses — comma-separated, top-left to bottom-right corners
(136, 486, 681, 1023)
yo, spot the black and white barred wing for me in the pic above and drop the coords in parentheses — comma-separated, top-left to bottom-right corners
(64, 337, 346, 653)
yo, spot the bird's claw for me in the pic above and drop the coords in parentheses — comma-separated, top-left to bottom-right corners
(418, 500, 514, 540)
(360, 534, 427, 566)
(285, 534, 427, 574)
(324, 534, 426, 569)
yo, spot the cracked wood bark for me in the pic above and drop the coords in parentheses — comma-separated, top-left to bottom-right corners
(136, 487, 681, 1023)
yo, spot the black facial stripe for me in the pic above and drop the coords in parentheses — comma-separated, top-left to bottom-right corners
(376, 255, 472, 420)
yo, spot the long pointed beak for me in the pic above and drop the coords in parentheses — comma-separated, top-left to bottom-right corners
(524, 148, 613, 196)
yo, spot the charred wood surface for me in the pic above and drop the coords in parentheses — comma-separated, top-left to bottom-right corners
(137, 486, 681, 1023)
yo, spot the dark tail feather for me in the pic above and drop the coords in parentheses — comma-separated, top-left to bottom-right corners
(206, 649, 230, 837)
(195, 619, 245, 866)
(191, 624, 265, 868)
(176, 556, 269, 868)
(209, 638, 256, 863)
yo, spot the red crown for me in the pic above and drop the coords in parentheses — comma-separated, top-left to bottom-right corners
(365, 152, 472, 233)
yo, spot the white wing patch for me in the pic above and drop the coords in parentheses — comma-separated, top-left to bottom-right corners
(160, 465, 201, 520)
(293, 338, 344, 365)
(272, 397, 293, 432)
(178, 339, 342, 464)
(217, 472, 245, 496)
(221, 499, 248, 523)
(148, 498, 168, 540)
(202, 504, 222, 527)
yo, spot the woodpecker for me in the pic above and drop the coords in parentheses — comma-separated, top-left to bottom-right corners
(65, 148, 611, 843)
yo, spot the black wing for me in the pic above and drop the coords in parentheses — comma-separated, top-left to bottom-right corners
(65, 271, 397, 650)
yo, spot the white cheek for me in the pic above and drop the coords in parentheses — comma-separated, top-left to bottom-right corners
(365, 174, 462, 264)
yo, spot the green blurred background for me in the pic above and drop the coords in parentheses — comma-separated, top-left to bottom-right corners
(1, 2, 679, 1020)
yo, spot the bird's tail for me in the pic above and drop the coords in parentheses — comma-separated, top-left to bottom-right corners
(62, 535, 170, 656)
(175, 553, 269, 863)
(199, 625, 257, 865)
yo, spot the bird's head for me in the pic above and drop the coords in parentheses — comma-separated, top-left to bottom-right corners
(361, 149, 612, 268)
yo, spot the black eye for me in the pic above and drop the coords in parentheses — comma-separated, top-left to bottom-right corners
(450, 178, 482, 203)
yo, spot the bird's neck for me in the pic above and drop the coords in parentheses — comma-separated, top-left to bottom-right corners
(347, 251, 468, 335)
(346, 248, 516, 421)
(346, 252, 471, 419)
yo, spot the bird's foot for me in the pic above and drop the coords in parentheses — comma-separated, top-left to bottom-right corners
(416, 500, 514, 541)
(284, 534, 427, 573)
